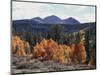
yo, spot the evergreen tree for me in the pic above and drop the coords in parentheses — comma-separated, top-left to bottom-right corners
(50, 25, 65, 44)
(84, 30, 90, 64)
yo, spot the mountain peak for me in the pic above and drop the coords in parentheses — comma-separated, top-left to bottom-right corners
(67, 17, 77, 20)
(47, 15, 60, 18)
(33, 17, 42, 20)
(44, 15, 61, 20)
(44, 15, 61, 24)
(31, 17, 45, 24)
(63, 17, 80, 25)
(67, 17, 74, 19)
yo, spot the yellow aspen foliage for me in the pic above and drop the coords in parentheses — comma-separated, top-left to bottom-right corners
(32, 39, 72, 64)
(12, 36, 87, 64)
(12, 36, 27, 57)
(62, 45, 71, 64)
(69, 42, 86, 64)
(78, 42, 86, 63)
(24, 42, 31, 55)
(33, 43, 46, 58)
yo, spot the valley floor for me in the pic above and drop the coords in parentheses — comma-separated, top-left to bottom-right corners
(11, 55, 96, 74)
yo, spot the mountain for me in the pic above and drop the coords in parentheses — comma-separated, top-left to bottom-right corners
(13, 19, 96, 35)
(43, 16, 80, 25)
(43, 15, 62, 24)
(13, 15, 93, 35)
(12, 15, 96, 40)
(62, 17, 80, 25)
(13, 15, 81, 25)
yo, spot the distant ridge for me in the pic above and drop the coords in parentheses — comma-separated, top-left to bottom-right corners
(13, 15, 80, 25)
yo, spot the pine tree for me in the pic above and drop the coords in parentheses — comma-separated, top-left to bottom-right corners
(84, 30, 90, 64)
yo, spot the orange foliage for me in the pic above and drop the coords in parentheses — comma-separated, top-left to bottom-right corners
(12, 36, 86, 64)
(12, 36, 28, 57)
(32, 39, 72, 64)
(70, 42, 86, 64)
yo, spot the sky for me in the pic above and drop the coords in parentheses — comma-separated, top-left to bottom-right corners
(12, 1, 96, 23)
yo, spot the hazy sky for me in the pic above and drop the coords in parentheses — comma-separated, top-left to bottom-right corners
(12, 1, 96, 23)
